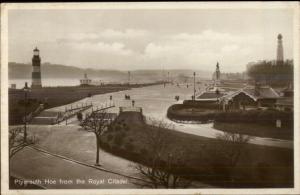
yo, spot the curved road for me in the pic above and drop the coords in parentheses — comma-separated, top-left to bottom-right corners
(48, 84, 293, 149)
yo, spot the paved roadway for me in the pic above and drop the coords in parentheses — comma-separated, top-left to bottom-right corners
(10, 124, 212, 189)
(47, 84, 293, 149)
(11, 147, 137, 189)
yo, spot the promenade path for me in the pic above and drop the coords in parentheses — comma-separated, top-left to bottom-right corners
(11, 124, 211, 188)
(11, 147, 137, 189)
(46, 84, 293, 149)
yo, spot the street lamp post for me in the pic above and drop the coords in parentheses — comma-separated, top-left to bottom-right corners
(23, 82, 30, 142)
(193, 72, 196, 101)
(128, 71, 131, 85)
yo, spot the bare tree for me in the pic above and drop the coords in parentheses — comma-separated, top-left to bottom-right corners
(133, 119, 191, 188)
(215, 132, 251, 167)
(80, 110, 113, 166)
(9, 127, 36, 159)
(9, 126, 37, 178)
(208, 132, 252, 182)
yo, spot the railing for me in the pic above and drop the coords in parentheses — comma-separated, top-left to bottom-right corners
(23, 104, 44, 123)
(91, 101, 115, 113)
(119, 106, 143, 113)
(64, 102, 93, 112)
(55, 103, 93, 124)
(56, 101, 116, 125)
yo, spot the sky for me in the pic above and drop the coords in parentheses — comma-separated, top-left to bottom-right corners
(8, 8, 294, 72)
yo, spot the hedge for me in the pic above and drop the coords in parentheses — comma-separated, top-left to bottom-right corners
(214, 109, 293, 128)
(167, 104, 293, 128)
(167, 104, 220, 123)
(183, 100, 220, 109)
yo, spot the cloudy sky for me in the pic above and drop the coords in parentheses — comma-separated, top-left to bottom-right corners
(8, 8, 294, 72)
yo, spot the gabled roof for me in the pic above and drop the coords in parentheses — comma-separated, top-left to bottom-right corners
(243, 86, 279, 99)
(196, 91, 225, 100)
(197, 91, 226, 100)
(221, 85, 279, 102)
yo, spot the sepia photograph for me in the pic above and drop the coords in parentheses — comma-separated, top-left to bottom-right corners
(1, 2, 299, 195)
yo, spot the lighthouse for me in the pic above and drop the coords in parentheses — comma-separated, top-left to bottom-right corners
(31, 47, 42, 88)
(276, 34, 284, 65)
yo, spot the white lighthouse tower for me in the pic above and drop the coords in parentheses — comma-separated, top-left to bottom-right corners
(31, 47, 42, 88)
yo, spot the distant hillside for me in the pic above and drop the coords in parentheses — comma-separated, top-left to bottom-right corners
(8, 62, 212, 81)
(8, 62, 126, 79)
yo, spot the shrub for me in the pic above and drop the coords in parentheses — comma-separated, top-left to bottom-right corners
(107, 134, 113, 142)
(125, 142, 134, 151)
(140, 148, 147, 154)
(113, 133, 124, 145)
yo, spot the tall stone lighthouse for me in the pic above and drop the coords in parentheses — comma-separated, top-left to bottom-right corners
(276, 34, 284, 65)
(31, 47, 42, 88)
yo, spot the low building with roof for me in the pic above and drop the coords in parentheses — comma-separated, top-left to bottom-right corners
(275, 97, 293, 112)
(275, 87, 294, 111)
(80, 73, 92, 86)
(196, 90, 226, 102)
(219, 84, 280, 111)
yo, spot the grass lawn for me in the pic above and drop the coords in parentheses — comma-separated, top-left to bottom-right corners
(214, 122, 293, 140)
(101, 112, 293, 188)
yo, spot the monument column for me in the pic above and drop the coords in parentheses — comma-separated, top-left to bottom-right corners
(276, 34, 284, 65)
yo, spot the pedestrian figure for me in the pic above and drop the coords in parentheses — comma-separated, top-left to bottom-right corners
(132, 100, 135, 107)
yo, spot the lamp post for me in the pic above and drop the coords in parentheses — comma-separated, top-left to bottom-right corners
(128, 71, 131, 86)
(23, 82, 30, 142)
(193, 72, 196, 101)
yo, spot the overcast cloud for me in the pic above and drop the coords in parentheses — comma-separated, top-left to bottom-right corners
(8, 8, 294, 72)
